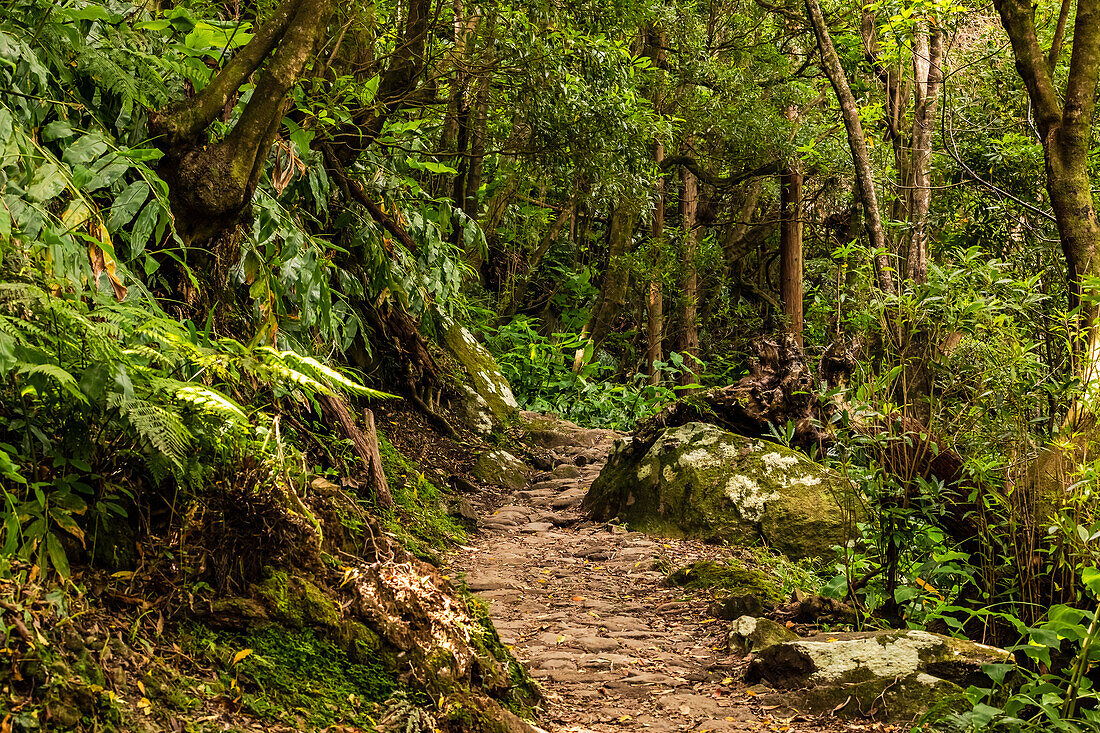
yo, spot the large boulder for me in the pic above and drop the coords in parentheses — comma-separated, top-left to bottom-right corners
(583, 422, 862, 560)
(744, 629, 1011, 722)
(438, 314, 518, 436)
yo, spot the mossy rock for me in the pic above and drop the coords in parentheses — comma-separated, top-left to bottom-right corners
(471, 449, 528, 491)
(438, 313, 518, 436)
(584, 422, 864, 560)
(759, 673, 968, 722)
(255, 570, 340, 630)
(728, 615, 798, 654)
(666, 560, 783, 603)
(746, 629, 1010, 723)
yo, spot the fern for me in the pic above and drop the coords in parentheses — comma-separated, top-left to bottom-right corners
(110, 395, 194, 471)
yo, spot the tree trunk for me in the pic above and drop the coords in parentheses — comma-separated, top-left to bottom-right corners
(806, 0, 896, 295)
(647, 141, 666, 385)
(153, 0, 335, 253)
(586, 206, 638, 349)
(317, 396, 393, 508)
(994, 0, 1100, 418)
(905, 25, 943, 285)
(678, 164, 700, 386)
(780, 163, 803, 345)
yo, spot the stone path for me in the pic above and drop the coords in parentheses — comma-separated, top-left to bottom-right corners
(448, 422, 845, 733)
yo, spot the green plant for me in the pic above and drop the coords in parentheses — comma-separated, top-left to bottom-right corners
(485, 315, 696, 429)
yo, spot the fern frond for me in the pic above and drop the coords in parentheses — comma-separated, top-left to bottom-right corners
(111, 395, 194, 470)
(17, 363, 85, 401)
(174, 386, 249, 423)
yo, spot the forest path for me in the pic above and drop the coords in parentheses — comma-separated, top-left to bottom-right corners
(447, 422, 841, 733)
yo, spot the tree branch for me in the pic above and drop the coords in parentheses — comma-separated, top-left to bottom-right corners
(659, 156, 781, 188)
(321, 143, 420, 255)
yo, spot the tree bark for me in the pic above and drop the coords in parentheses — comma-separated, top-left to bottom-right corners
(905, 25, 943, 285)
(317, 395, 393, 508)
(806, 0, 896, 295)
(647, 141, 666, 385)
(780, 163, 803, 344)
(154, 0, 335, 249)
(678, 164, 700, 386)
(586, 206, 638, 349)
(994, 0, 1100, 414)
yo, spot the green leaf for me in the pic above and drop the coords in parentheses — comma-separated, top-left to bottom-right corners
(1083, 567, 1100, 597)
(42, 120, 75, 142)
(107, 181, 151, 232)
(62, 133, 110, 166)
(45, 532, 70, 579)
(128, 200, 159, 257)
(26, 163, 66, 203)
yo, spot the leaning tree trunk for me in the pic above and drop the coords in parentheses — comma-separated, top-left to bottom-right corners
(806, 0, 896, 295)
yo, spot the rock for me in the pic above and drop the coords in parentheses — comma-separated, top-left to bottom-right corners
(727, 616, 797, 653)
(443, 495, 480, 525)
(584, 422, 863, 560)
(745, 629, 1011, 722)
(788, 594, 857, 624)
(530, 453, 554, 471)
(551, 488, 587, 509)
(472, 449, 528, 490)
(439, 313, 519, 436)
(519, 411, 619, 451)
(708, 593, 765, 620)
(553, 464, 583, 479)
(575, 636, 619, 653)
(450, 475, 479, 494)
(666, 560, 783, 603)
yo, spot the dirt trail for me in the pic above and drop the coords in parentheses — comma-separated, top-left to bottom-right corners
(448, 422, 845, 733)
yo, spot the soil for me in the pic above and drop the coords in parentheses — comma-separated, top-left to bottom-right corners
(446, 419, 901, 733)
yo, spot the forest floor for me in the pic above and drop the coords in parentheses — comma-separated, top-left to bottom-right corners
(446, 419, 896, 733)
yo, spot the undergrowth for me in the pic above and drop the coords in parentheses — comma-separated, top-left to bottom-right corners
(185, 623, 397, 728)
(376, 431, 466, 558)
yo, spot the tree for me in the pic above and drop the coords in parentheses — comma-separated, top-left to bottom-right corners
(993, 0, 1100, 413)
(805, 0, 896, 295)
(152, 0, 335, 256)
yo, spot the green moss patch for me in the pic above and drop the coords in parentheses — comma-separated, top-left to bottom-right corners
(185, 623, 396, 727)
(462, 591, 541, 717)
(666, 559, 784, 602)
(377, 431, 466, 558)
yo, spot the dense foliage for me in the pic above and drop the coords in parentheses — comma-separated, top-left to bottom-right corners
(8, 0, 1100, 728)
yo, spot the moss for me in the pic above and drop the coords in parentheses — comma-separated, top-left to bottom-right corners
(461, 591, 541, 717)
(666, 559, 784, 603)
(185, 623, 396, 727)
(377, 431, 466, 559)
(766, 674, 968, 722)
(586, 422, 862, 561)
(255, 570, 339, 630)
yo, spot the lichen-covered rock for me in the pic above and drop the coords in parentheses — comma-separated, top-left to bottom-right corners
(745, 629, 1011, 722)
(439, 314, 518, 436)
(583, 422, 862, 560)
(728, 616, 798, 654)
(472, 449, 528, 490)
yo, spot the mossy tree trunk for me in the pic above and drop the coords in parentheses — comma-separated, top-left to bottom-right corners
(152, 0, 335, 268)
